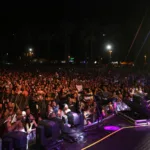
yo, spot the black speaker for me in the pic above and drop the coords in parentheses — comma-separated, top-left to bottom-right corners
(36, 126, 45, 146)
(133, 95, 142, 104)
(38, 120, 60, 140)
(2, 138, 13, 150)
(124, 99, 150, 119)
(2, 131, 27, 150)
(36, 120, 63, 149)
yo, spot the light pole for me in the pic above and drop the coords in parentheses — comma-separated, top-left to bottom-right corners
(28, 48, 34, 57)
(144, 55, 147, 64)
(29, 48, 32, 52)
(106, 45, 112, 63)
(27, 48, 34, 64)
(109, 50, 112, 59)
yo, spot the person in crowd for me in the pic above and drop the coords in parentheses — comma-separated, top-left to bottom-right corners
(4, 110, 22, 133)
(25, 106, 37, 133)
(14, 110, 26, 132)
(45, 104, 53, 119)
(83, 105, 92, 125)
(68, 96, 76, 112)
(49, 112, 64, 130)
(51, 101, 59, 115)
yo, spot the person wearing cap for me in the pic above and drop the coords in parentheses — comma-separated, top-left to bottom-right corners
(22, 111, 26, 120)
(63, 104, 74, 127)
(64, 104, 71, 114)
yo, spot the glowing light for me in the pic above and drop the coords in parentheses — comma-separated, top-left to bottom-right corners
(61, 60, 66, 64)
(106, 45, 112, 50)
(104, 126, 120, 131)
(29, 48, 33, 52)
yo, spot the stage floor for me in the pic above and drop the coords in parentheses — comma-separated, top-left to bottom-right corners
(30, 115, 150, 150)
(83, 126, 150, 150)
(63, 115, 132, 150)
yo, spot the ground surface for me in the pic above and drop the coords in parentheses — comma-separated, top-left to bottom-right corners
(86, 126, 150, 150)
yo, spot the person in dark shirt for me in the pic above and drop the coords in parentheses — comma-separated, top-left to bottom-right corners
(52, 101, 59, 114)
(49, 112, 64, 130)
(68, 97, 76, 112)
(49, 112, 76, 136)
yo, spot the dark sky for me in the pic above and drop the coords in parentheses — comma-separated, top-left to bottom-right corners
(0, 1, 148, 62)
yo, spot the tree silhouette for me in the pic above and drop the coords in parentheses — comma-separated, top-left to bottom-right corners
(57, 22, 75, 60)
(79, 23, 99, 62)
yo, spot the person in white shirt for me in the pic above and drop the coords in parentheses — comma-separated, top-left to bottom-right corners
(62, 104, 71, 127)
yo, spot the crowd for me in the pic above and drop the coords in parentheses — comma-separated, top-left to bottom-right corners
(0, 68, 150, 143)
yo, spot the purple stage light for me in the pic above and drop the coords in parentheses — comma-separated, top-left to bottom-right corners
(104, 126, 120, 131)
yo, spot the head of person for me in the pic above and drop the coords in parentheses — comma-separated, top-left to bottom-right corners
(47, 105, 53, 112)
(16, 110, 23, 121)
(52, 101, 57, 107)
(8, 102, 14, 115)
(25, 106, 30, 115)
(49, 112, 56, 118)
(64, 104, 69, 111)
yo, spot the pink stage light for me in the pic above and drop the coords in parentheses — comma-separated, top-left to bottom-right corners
(104, 126, 120, 131)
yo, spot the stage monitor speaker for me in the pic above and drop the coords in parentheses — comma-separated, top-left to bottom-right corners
(38, 120, 60, 140)
(36, 126, 45, 146)
(2, 138, 13, 150)
(2, 131, 27, 150)
(124, 100, 150, 119)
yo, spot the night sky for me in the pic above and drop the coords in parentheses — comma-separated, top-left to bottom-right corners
(0, 1, 148, 62)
